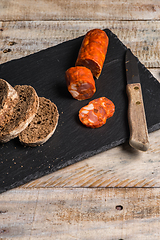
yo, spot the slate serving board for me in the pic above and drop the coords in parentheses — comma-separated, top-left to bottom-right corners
(0, 29, 160, 193)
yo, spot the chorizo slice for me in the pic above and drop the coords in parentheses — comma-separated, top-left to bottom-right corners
(75, 29, 109, 79)
(65, 66, 96, 100)
(79, 97, 115, 128)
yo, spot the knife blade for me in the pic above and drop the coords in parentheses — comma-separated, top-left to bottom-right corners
(125, 48, 149, 151)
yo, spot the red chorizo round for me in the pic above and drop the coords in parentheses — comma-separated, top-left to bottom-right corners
(65, 66, 96, 100)
(75, 29, 109, 79)
(79, 97, 115, 128)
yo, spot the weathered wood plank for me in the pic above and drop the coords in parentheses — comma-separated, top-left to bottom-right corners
(0, 188, 160, 239)
(0, 0, 160, 21)
(23, 129, 160, 188)
(0, 21, 160, 68)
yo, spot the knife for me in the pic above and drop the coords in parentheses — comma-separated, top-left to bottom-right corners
(125, 49, 149, 151)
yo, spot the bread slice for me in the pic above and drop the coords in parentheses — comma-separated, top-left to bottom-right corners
(0, 78, 19, 128)
(0, 85, 39, 143)
(19, 97, 59, 147)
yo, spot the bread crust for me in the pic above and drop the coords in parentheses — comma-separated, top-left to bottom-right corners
(0, 79, 19, 128)
(0, 85, 39, 143)
(19, 97, 59, 147)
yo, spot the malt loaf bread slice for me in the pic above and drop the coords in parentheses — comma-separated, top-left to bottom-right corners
(0, 79, 19, 128)
(0, 85, 39, 143)
(19, 97, 59, 147)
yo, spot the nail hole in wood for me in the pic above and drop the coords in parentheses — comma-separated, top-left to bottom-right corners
(0, 210, 8, 214)
(9, 41, 16, 46)
(0, 229, 7, 234)
(134, 86, 139, 90)
(136, 101, 141, 105)
(3, 49, 11, 53)
(116, 205, 123, 210)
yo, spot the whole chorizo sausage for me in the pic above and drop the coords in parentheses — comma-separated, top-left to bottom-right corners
(65, 66, 96, 100)
(79, 97, 115, 128)
(75, 29, 109, 79)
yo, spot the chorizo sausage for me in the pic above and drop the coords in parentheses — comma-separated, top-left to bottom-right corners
(65, 66, 96, 100)
(75, 29, 109, 79)
(79, 97, 115, 128)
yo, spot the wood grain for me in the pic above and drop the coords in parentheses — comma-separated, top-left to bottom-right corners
(1, 0, 160, 238)
(0, 188, 160, 239)
(0, 20, 160, 68)
(22, 130, 160, 188)
(0, 0, 160, 21)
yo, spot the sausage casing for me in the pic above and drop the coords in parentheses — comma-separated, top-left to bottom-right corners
(79, 97, 115, 128)
(65, 66, 96, 100)
(75, 29, 109, 79)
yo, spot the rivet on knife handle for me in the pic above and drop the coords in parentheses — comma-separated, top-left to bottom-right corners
(126, 82, 149, 151)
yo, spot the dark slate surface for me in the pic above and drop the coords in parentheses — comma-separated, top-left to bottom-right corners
(0, 29, 160, 193)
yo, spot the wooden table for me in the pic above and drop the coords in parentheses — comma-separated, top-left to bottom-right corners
(0, 1, 160, 239)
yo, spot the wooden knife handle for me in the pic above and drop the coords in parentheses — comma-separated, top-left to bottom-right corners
(126, 83, 149, 151)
